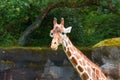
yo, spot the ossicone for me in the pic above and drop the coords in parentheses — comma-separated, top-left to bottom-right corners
(60, 17, 64, 25)
(53, 17, 57, 25)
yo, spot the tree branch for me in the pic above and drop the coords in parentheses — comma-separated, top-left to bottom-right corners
(18, 0, 94, 46)
(18, 0, 119, 46)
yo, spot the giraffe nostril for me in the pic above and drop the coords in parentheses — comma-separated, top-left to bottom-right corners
(54, 42, 57, 44)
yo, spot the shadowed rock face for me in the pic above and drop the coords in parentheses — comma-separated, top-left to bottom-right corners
(101, 63, 120, 80)
(92, 46, 120, 80)
(0, 48, 81, 80)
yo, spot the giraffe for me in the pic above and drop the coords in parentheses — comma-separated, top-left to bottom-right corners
(50, 18, 108, 80)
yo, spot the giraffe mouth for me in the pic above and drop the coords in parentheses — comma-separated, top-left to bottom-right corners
(50, 45, 58, 50)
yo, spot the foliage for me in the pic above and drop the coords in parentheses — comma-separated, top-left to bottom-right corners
(0, 0, 120, 47)
(0, 0, 50, 46)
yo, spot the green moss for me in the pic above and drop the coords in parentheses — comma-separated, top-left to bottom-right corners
(93, 37, 120, 48)
(0, 46, 50, 50)
(28, 62, 46, 69)
(1, 60, 15, 66)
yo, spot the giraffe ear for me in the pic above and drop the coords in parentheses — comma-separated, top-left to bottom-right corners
(64, 26, 72, 33)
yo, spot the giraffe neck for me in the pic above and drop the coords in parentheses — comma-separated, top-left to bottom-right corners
(62, 36, 107, 80)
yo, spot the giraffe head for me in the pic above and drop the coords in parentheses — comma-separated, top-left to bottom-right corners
(50, 18, 72, 50)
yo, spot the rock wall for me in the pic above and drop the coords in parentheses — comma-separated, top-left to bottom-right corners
(92, 46, 120, 80)
(0, 48, 81, 80)
(0, 46, 119, 80)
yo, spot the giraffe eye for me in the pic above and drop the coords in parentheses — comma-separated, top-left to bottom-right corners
(50, 33, 53, 35)
(61, 32, 65, 35)
(50, 32, 53, 37)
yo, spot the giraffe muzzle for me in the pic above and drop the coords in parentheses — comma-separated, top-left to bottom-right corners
(50, 45, 58, 50)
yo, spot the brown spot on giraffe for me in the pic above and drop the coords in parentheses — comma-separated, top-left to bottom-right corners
(82, 72, 89, 80)
(95, 70, 100, 80)
(68, 40, 71, 46)
(96, 70, 100, 76)
(87, 67, 91, 75)
(71, 57, 77, 66)
(66, 50, 71, 57)
(70, 47, 74, 52)
(93, 67, 95, 72)
(76, 54, 80, 59)
(92, 71, 95, 79)
(79, 60, 83, 66)
(82, 60, 86, 66)
(63, 46, 66, 51)
(78, 66, 84, 72)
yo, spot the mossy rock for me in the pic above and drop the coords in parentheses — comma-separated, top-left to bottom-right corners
(93, 37, 120, 48)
